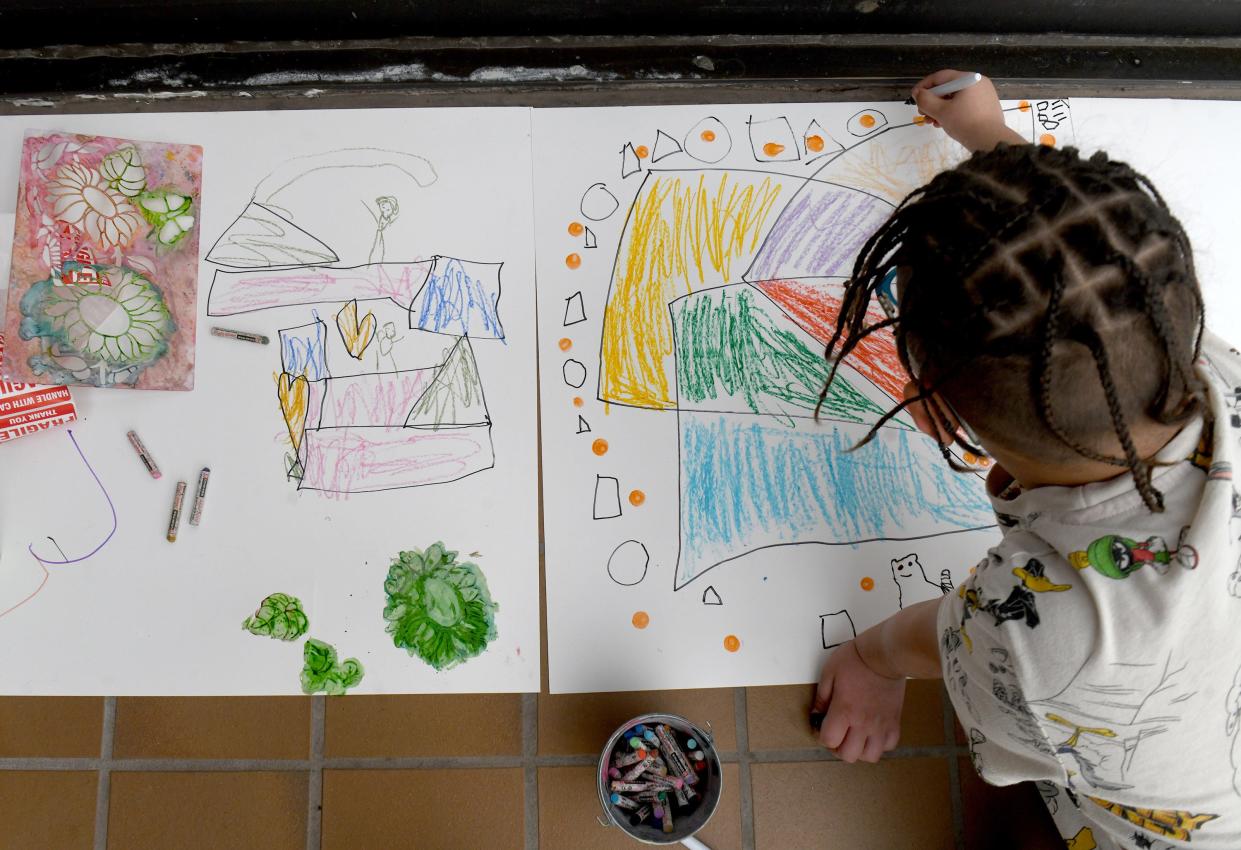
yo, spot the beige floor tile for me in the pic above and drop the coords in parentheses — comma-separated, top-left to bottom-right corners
(324, 694, 523, 757)
(959, 759, 1063, 850)
(747, 679, 946, 751)
(0, 771, 96, 850)
(322, 769, 523, 850)
(539, 689, 736, 756)
(538, 763, 741, 850)
(107, 771, 306, 850)
(0, 697, 102, 757)
(113, 697, 310, 759)
(752, 758, 954, 850)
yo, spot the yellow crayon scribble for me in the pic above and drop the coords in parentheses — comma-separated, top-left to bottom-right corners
(828, 135, 964, 203)
(600, 172, 784, 409)
(336, 299, 377, 360)
(277, 371, 309, 453)
(1086, 797, 1219, 842)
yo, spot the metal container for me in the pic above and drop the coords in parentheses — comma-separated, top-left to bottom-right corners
(597, 713, 723, 845)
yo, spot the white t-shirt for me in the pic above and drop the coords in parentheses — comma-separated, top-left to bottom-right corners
(938, 332, 1241, 850)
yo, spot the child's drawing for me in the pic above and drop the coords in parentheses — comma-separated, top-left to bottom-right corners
(242, 593, 309, 641)
(3, 132, 202, 390)
(300, 637, 364, 695)
(538, 101, 1063, 691)
(205, 149, 503, 496)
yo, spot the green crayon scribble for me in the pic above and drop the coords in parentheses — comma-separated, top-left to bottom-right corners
(383, 542, 499, 671)
(242, 592, 309, 641)
(300, 637, 364, 695)
(671, 286, 899, 426)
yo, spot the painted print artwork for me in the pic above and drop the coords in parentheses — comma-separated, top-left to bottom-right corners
(0, 109, 538, 695)
(538, 100, 1075, 692)
(3, 131, 202, 390)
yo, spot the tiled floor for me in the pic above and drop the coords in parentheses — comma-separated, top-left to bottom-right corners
(0, 683, 1060, 849)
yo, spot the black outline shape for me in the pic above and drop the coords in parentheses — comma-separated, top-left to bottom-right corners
(593, 475, 623, 520)
(404, 335, 492, 429)
(747, 116, 801, 163)
(207, 261, 433, 317)
(1035, 99, 1070, 133)
(846, 108, 889, 137)
(408, 255, 506, 340)
(702, 585, 722, 606)
(580, 182, 620, 221)
(651, 129, 683, 163)
(683, 116, 732, 164)
(563, 358, 587, 389)
(563, 291, 587, 326)
(334, 299, 377, 361)
(621, 143, 642, 178)
(278, 318, 331, 379)
(820, 610, 856, 649)
(583, 227, 598, 249)
(607, 539, 650, 586)
(576, 415, 591, 434)
(802, 119, 843, 164)
(205, 200, 340, 270)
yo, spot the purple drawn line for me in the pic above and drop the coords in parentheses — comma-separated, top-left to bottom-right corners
(27, 429, 118, 566)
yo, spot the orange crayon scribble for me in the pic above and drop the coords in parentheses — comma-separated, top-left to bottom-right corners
(912, 115, 928, 126)
(636, 145, 649, 159)
(599, 173, 784, 408)
(573, 396, 584, 408)
(628, 489, 646, 506)
(805, 134, 825, 152)
(1018, 100, 1031, 112)
(860, 577, 875, 591)
(723, 634, 741, 652)
(826, 134, 964, 203)
(568, 221, 584, 236)
(701, 129, 716, 142)
(566, 253, 582, 269)
(591, 438, 609, 456)
(632, 611, 650, 629)
(859, 113, 876, 128)
(558, 338, 573, 351)
(1040, 133, 1057, 147)
(762, 142, 785, 157)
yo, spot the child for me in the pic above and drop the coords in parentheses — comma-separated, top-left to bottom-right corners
(811, 70, 1241, 850)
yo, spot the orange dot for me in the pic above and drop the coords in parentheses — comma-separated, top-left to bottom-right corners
(572, 396, 584, 408)
(1018, 100, 1031, 112)
(860, 577, 875, 591)
(628, 489, 646, 506)
(635, 145, 649, 159)
(762, 142, 785, 157)
(568, 221, 584, 236)
(805, 134, 825, 152)
(1039, 133, 1056, 147)
(701, 129, 716, 142)
(558, 337, 572, 351)
(912, 114, 927, 126)
(565, 253, 581, 269)
(723, 634, 741, 652)
(632, 611, 650, 629)
(591, 438, 609, 456)
(860, 113, 876, 128)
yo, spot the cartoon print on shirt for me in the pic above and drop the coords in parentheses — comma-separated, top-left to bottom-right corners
(1085, 798, 1218, 843)
(891, 553, 952, 608)
(1068, 535, 1172, 579)
(1226, 662, 1241, 798)
(1065, 827, 1097, 850)
(1036, 779, 1061, 814)
(1012, 557, 1072, 593)
(1045, 713, 1130, 792)
(967, 727, 987, 774)
(987, 648, 1055, 757)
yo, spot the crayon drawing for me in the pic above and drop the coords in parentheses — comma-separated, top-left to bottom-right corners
(3, 132, 203, 390)
(538, 101, 1068, 692)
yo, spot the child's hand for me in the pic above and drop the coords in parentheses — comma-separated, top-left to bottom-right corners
(811, 640, 906, 762)
(912, 70, 1024, 152)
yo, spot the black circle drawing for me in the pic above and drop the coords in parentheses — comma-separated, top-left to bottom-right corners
(607, 540, 650, 586)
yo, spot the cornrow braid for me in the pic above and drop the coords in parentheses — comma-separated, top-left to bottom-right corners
(818, 142, 1207, 512)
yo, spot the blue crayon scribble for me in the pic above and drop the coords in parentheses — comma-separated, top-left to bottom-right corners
(280, 319, 329, 380)
(678, 412, 995, 586)
(411, 257, 505, 340)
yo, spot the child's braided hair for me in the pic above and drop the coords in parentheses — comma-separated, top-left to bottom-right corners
(818, 143, 1206, 512)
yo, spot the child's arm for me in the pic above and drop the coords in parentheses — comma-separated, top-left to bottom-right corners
(810, 599, 941, 762)
(912, 70, 1029, 152)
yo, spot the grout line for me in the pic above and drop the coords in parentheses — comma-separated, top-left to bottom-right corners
(942, 686, 967, 850)
(522, 693, 539, 850)
(92, 696, 115, 850)
(733, 688, 755, 850)
(306, 696, 325, 850)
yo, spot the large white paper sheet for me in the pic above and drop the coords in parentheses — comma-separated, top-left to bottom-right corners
(0, 108, 540, 694)
(537, 98, 1241, 694)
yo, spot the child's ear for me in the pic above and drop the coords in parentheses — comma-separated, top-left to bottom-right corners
(902, 381, 955, 444)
